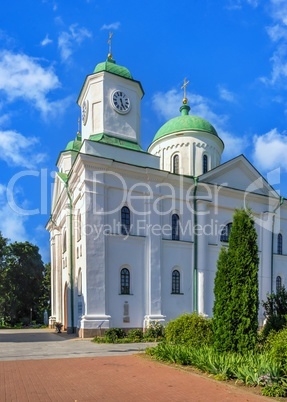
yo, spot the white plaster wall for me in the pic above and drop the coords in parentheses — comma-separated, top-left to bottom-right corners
(161, 241, 193, 320)
(149, 131, 223, 176)
(106, 236, 145, 328)
(79, 72, 143, 143)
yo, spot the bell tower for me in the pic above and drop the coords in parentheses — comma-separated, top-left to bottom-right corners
(77, 36, 144, 144)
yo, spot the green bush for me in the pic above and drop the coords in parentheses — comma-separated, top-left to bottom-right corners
(261, 286, 287, 340)
(261, 384, 287, 397)
(165, 313, 213, 347)
(147, 343, 283, 388)
(265, 327, 287, 369)
(127, 329, 143, 342)
(104, 328, 126, 342)
(143, 322, 164, 341)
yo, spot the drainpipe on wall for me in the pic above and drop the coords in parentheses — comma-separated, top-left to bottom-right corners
(193, 177, 198, 312)
(271, 196, 284, 293)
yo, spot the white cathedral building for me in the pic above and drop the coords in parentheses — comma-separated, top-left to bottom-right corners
(47, 51, 287, 337)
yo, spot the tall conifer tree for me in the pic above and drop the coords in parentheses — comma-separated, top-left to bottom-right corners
(213, 208, 259, 353)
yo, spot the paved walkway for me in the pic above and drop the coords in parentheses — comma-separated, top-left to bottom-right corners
(0, 329, 272, 401)
(0, 329, 151, 361)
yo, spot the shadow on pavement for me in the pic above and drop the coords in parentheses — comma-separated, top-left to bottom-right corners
(0, 330, 71, 343)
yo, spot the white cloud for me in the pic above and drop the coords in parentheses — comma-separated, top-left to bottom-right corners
(261, 1, 287, 85)
(270, 0, 287, 25)
(218, 85, 236, 103)
(0, 50, 61, 116)
(0, 129, 46, 168)
(0, 184, 28, 242)
(152, 88, 247, 158)
(100, 22, 121, 30)
(253, 128, 287, 171)
(246, 0, 259, 7)
(261, 44, 287, 85)
(58, 24, 92, 63)
(225, 0, 259, 10)
(41, 34, 53, 46)
(267, 24, 287, 42)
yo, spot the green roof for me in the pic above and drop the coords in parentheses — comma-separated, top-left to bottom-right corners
(89, 133, 144, 152)
(152, 104, 219, 143)
(57, 172, 68, 184)
(94, 58, 133, 79)
(65, 132, 82, 152)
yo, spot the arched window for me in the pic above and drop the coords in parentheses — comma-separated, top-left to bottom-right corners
(276, 275, 282, 293)
(121, 206, 130, 235)
(203, 154, 208, 174)
(63, 229, 67, 253)
(120, 268, 130, 294)
(172, 214, 180, 241)
(173, 154, 179, 174)
(172, 270, 180, 294)
(278, 233, 283, 255)
(77, 211, 81, 242)
(220, 223, 232, 242)
(78, 269, 82, 296)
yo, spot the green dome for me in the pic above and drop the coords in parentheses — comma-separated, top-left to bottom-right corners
(94, 57, 132, 79)
(152, 104, 218, 143)
(65, 132, 82, 152)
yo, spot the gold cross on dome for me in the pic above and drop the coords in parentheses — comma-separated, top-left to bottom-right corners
(108, 32, 113, 58)
(181, 77, 189, 101)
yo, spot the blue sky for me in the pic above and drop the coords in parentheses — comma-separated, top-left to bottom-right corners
(0, 0, 287, 262)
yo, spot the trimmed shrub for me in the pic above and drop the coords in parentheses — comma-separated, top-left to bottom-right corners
(127, 329, 143, 342)
(144, 322, 164, 341)
(261, 286, 287, 340)
(265, 327, 287, 369)
(104, 328, 126, 342)
(213, 208, 259, 353)
(164, 313, 213, 347)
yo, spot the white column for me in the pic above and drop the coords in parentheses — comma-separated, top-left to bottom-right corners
(143, 188, 165, 328)
(48, 232, 56, 328)
(196, 200, 209, 316)
(55, 231, 62, 323)
(260, 212, 274, 301)
(80, 174, 111, 336)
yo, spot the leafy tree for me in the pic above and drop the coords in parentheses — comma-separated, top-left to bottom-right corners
(1, 241, 45, 325)
(261, 286, 287, 339)
(38, 262, 51, 319)
(213, 208, 259, 353)
(213, 247, 234, 351)
(0, 232, 9, 324)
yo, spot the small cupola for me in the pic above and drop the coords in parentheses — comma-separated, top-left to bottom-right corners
(148, 82, 224, 176)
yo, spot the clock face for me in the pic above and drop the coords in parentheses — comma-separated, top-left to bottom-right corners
(82, 99, 89, 125)
(111, 90, 131, 114)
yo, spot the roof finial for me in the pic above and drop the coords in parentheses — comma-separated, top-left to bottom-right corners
(181, 77, 189, 104)
(108, 32, 113, 59)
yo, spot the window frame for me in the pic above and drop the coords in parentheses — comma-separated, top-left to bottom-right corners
(276, 275, 282, 294)
(172, 213, 180, 241)
(63, 228, 67, 253)
(171, 269, 181, 294)
(203, 154, 208, 174)
(220, 223, 232, 243)
(278, 233, 283, 255)
(172, 154, 179, 174)
(120, 267, 131, 295)
(121, 206, 131, 235)
(77, 210, 82, 242)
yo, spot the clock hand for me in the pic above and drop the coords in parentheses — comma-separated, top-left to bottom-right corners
(120, 98, 124, 107)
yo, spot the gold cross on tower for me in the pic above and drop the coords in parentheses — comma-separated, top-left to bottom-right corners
(108, 32, 113, 59)
(181, 77, 189, 104)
